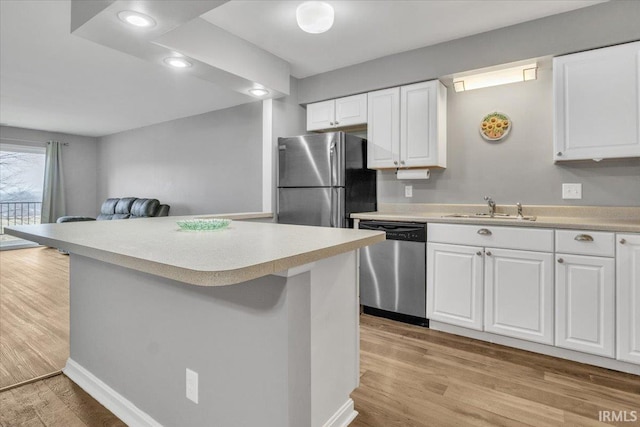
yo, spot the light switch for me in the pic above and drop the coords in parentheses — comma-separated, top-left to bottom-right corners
(562, 183, 582, 199)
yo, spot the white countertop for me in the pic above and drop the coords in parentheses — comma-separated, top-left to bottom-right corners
(6, 213, 384, 287)
(351, 203, 640, 233)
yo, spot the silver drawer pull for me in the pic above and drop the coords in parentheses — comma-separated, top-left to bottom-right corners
(620, 238, 627, 244)
(557, 258, 564, 263)
(486, 251, 492, 256)
(477, 228, 492, 236)
(574, 234, 594, 242)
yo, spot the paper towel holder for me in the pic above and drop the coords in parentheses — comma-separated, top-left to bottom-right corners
(396, 169, 430, 180)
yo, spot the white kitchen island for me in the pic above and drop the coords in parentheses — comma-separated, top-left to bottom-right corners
(6, 215, 384, 427)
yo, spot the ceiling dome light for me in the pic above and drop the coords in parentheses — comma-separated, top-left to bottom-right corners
(296, 2, 334, 34)
(164, 57, 192, 68)
(249, 88, 270, 97)
(118, 10, 156, 28)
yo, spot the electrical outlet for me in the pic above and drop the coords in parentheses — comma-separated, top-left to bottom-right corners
(404, 185, 413, 198)
(186, 368, 199, 404)
(562, 183, 582, 200)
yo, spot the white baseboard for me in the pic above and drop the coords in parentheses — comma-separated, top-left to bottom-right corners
(64, 359, 162, 427)
(323, 398, 358, 427)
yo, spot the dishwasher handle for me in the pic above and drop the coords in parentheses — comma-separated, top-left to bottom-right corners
(358, 221, 426, 242)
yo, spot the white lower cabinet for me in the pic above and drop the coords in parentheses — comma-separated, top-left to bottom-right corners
(555, 254, 615, 357)
(427, 243, 484, 330)
(484, 248, 554, 345)
(617, 234, 640, 364)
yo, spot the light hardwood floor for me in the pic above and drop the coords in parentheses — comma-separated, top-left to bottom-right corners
(0, 247, 69, 389)
(1, 248, 639, 426)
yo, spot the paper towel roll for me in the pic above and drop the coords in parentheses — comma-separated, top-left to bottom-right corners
(397, 169, 430, 180)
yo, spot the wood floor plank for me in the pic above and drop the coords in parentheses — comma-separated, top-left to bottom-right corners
(0, 247, 69, 389)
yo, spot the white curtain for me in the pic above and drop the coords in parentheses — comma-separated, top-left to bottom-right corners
(41, 141, 66, 223)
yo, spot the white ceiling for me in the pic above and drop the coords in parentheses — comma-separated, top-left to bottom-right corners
(203, 0, 605, 78)
(0, 0, 604, 137)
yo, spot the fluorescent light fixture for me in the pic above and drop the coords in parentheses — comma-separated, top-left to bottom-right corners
(296, 1, 334, 34)
(453, 63, 538, 92)
(249, 88, 270, 97)
(164, 57, 192, 68)
(118, 10, 156, 28)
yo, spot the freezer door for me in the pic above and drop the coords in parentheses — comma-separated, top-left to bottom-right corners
(278, 133, 344, 187)
(277, 187, 345, 227)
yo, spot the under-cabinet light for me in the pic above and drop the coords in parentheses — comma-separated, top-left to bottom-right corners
(453, 63, 537, 92)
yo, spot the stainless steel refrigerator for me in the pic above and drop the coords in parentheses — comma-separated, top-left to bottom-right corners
(277, 132, 376, 228)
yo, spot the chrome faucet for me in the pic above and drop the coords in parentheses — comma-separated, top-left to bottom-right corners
(484, 196, 496, 217)
(516, 202, 524, 219)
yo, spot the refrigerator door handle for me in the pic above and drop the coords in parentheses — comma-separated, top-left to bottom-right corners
(329, 187, 335, 227)
(331, 187, 343, 228)
(329, 141, 337, 187)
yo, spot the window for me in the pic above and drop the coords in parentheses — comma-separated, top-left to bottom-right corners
(0, 141, 46, 246)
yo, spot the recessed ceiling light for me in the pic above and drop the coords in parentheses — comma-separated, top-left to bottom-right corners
(296, 2, 334, 34)
(164, 57, 192, 68)
(118, 10, 156, 28)
(249, 88, 270, 97)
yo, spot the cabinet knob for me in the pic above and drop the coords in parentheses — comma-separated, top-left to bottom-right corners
(557, 258, 564, 263)
(477, 228, 492, 236)
(334, 121, 339, 125)
(476, 251, 483, 256)
(620, 238, 626, 244)
(393, 161, 398, 165)
(557, 151, 563, 156)
(329, 121, 334, 126)
(400, 160, 405, 165)
(486, 251, 492, 256)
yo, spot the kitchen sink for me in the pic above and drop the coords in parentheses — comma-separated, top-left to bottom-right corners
(442, 213, 537, 221)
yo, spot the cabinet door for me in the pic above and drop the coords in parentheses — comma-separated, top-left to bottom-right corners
(427, 243, 484, 330)
(556, 254, 615, 357)
(553, 41, 640, 161)
(617, 234, 640, 364)
(335, 94, 367, 127)
(400, 81, 446, 168)
(485, 248, 554, 344)
(306, 100, 335, 131)
(367, 87, 400, 169)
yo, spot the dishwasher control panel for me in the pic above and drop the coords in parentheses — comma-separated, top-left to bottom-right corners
(358, 221, 426, 242)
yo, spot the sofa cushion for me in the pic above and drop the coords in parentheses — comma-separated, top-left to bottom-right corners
(130, 198, 160, 217)
(100, 198, 119, 215)
(115, 197, 136, 214)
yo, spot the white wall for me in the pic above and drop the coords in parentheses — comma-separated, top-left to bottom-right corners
(0, 125, 99, 216)
(97, 102, 263, 216)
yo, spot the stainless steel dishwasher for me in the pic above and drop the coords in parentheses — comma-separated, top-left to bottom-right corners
(358, 221, 427, 325)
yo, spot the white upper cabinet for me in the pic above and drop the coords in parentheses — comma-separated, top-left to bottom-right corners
(617, 234, 640, 365)
(306, 94, 367, 131)
(553, 41, 640, 161)
(368, 80, 447, 169)
(367, 87, 400, 168)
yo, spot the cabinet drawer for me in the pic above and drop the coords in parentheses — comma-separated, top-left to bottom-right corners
(428, 223, 553, 252)
(556, 230, 614, 257)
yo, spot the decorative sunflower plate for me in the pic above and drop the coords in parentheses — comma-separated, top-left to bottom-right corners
(480, 112, 511, 141)
(177, 218, 232, 231)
